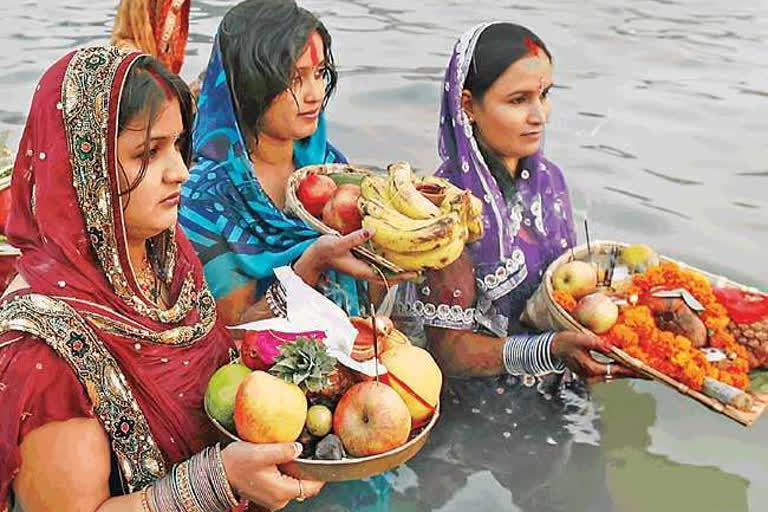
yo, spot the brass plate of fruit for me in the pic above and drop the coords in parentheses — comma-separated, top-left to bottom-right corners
(205, 401, 439, 482)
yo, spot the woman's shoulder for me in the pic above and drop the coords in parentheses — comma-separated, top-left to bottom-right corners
(1, 333, 87, 389)
(0, 333, 94, 434)
(538, 156, 565, 177)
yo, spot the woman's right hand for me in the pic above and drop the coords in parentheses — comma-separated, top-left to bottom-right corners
(293, 228, 420, 287)
(221, 441, 324, 510)
(551, 331, 636, 382)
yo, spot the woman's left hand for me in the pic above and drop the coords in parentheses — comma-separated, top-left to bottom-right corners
(551, 331, 637, 381)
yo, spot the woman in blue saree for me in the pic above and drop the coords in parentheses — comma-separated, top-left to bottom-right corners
(179, 0, 405, 326)
(180, 2, 401, 508)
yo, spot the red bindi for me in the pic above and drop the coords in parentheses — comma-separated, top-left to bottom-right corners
(308, 37, 321, 67)
(524, 36, 540, 57)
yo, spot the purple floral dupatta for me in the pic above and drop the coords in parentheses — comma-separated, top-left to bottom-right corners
(426, 22, 577, 336)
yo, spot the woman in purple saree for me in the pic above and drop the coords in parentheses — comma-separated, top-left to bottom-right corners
(389, 22, 634, 511)
(399, 21, 634, 382)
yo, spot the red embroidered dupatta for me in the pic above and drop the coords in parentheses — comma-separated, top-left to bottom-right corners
(0, 47, 232, 505)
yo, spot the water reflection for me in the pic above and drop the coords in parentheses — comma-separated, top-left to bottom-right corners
(595, 382, 749, 512)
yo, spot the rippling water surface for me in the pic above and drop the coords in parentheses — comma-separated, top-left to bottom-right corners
(1, 1, 767, 511)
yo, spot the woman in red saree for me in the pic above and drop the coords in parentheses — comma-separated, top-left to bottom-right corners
(112, 0, 190, 74)
(0, 47, 321, 511)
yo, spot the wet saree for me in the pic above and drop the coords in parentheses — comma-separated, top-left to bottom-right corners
(179, 36, 362, 315)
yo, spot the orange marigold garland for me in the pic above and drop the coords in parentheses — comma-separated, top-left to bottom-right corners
(602, 262, 751, 391)
(553, 290, 577, 313)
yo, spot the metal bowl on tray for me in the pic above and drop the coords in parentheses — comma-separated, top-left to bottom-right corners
(205, 401, 439, 482)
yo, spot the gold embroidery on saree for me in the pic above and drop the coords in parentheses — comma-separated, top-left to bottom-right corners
(0, 293, 167, 491)
(57, 292, 217, 346)
(61, 47, 202, 325)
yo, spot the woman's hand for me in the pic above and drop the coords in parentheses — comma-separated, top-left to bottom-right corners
(294, 228, 420, 287)
(551, 331, 636, 381)
(222, 442, 324, 510)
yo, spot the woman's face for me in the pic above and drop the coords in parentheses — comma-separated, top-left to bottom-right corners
(260, 31, 328, 142)
(463, 54, 553, 163)
(116, 96, 189, 244)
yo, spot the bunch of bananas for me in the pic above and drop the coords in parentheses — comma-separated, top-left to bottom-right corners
(358, 161, 484, 271)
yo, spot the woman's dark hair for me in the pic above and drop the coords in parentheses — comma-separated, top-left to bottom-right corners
(117, 55, 194, 204)
(218, 0, 338, 142)
(464, 23, 551, 102)
(464, 23, 552, 186)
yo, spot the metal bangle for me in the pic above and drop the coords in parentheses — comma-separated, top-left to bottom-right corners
(151, 469, 179, 512)
(212, 443, 241, 508)
(178, 459, 203, 512)
(503, 332, 564, 376)
(189, 447, 220, 511)
(140, 486, 153, 512)
(265, 281, 288, 318)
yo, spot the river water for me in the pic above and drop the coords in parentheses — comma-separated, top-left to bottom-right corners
(1, 0, 767, 511)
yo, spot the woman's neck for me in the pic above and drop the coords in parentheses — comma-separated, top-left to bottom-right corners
(247, 133, 296, 208)
(248, 133, 294, 170)
(503, 157, 520, 178)
(476, 135, 520, 178)
(127, 238, 148, 274)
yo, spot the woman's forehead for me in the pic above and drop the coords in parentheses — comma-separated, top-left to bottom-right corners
(495, 55, 553, 92)
(296, 31, 324, 68)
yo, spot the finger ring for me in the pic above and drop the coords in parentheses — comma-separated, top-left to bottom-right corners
(296, 479, 306, 502)
(606, 363, 613, 380)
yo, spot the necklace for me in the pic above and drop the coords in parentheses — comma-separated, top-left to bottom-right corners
(135, 252, 163, 306)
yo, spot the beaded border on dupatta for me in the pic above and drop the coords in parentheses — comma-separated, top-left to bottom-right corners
(61, 46, 204, 326)
(0, 294, 167, 492)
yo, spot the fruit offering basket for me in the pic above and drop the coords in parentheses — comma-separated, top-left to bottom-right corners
(523, 240, 768, 426)
(285, 161, 485, 274)
(206, 399, 439, 482)
(285, 163, 405, 274)
(204, 317, 444, 481)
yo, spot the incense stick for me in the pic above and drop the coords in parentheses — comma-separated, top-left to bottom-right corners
(584, 218, 592, 261)
(370, 302, 380, 383)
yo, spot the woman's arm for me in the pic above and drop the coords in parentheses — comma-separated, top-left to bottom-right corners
(13, 418, 321, 512)
(428, 326, 506, 377)
(423, 253, 633, 380)
(428, 327, 633, 379)
(14, 418, 128, 511)
(220, 229, 419, 327)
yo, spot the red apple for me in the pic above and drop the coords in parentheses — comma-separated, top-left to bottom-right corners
(322, 184, 362, 235)
(297, 174, 337, 218)
(574, 292, 619, 334)
(333, 381, 411, 457)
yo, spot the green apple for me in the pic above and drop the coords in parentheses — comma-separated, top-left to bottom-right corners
(205, 363, 251, 432)
(306, 404, 333, 437)
(553, 261, 598, 299)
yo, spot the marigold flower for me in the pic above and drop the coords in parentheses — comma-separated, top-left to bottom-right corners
(599, 262, 750, 391)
